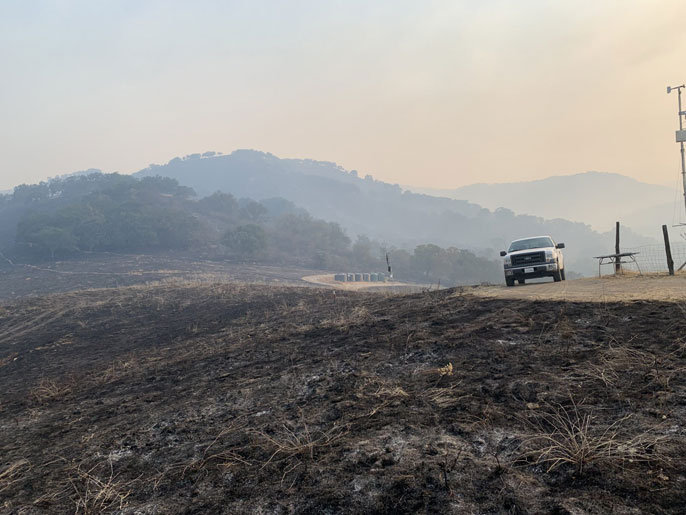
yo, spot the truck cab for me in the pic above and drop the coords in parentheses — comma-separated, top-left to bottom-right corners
(500, 236, 565, 287)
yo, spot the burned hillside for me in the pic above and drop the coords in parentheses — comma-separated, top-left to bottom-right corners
(1, 283, 684, 513)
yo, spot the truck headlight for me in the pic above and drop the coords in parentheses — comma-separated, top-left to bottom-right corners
(545, 250, 554, 262)
(504, 256, 511, 267)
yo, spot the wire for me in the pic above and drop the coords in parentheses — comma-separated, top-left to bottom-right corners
(623, 243, 686, 273)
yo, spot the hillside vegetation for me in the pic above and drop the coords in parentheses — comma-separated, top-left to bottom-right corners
(0, 173, 500, 287)
(0, 283, 684, 513)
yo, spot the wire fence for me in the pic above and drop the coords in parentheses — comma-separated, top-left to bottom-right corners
(622, 243, 686, 273)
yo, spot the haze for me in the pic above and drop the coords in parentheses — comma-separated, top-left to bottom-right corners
(1, 0, 685, 191)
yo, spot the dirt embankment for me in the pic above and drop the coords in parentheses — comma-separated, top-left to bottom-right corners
(0, 282, 685, 513)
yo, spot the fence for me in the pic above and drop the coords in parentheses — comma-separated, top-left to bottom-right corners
(623, 242, 686, 273)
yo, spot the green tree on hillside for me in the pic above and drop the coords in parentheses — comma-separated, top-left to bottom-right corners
(412, 244, 442, 279)
(196, 192, 239, 220)
(239, 201, 268, 223)
(222, 224, 266, 258)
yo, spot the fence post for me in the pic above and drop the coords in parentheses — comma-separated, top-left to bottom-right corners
(662, 224, 675, 276)
(615, 222, 622, 274)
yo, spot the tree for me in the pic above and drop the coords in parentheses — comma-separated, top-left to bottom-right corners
(352, 235, 375, 268)
(412, 244, 442, 279)
(222, 224, 266, 258)
(23, 226, 76, 258)
(197, 192, 239, 217)
(239, 201, 268, 223)
(12, 183, 50, 204)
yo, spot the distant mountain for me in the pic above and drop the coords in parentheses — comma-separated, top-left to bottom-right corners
(135, 151, 656, 276)
(409, 172, 675, 236)
(136, 150, 485, 247)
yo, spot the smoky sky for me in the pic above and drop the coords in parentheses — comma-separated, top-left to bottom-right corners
(1, 0, 685, 191)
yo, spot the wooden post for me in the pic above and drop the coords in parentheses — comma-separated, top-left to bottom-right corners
(662, 225, 675, 276)
(615, 222, 622, 273)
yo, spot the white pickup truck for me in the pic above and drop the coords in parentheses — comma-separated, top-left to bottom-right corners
(499, 236, 565, 287)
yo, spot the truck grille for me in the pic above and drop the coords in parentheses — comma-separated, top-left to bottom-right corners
(511, 252, 545, 267)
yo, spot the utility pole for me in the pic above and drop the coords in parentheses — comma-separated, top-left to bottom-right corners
(667, 84, 686, 215)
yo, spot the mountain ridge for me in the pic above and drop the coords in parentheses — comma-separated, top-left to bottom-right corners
(407, 171, 675, 235)
(134, 150, 657, 275)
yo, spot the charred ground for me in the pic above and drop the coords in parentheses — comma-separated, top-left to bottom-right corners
(1, 283, 685, 513)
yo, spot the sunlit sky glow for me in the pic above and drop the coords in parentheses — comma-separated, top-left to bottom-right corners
(1, 0, 685, 191)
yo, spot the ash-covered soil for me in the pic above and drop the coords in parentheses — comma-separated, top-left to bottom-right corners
(0, 253, 322, 301)
(0, 283, 684, 514)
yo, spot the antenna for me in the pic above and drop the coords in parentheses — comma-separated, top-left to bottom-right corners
(667, 84, 686, 219)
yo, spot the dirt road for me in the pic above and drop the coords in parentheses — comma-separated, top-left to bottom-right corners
(471, 272, 686, 302)
(301, 273, 422, 291)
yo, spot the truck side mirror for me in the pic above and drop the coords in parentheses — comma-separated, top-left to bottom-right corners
(556, 243, 565, 249)
(500, 251, 507, 256)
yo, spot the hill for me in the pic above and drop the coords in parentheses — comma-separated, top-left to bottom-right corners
(411, 172, 675, 235)
(135, 150, 483, 247)
(1, 283, 683, 513)
(135, 151, 657, 276)
(0, 173, 502, 287)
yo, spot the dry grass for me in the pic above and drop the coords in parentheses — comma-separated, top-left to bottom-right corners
(321, 303, 375, 329)
(181, 420, 254, 475)
(436, 362, 453, 377)
(0, 459, 31, 493)
(258, 419, 350, 466)
(425, 384, 469, 409)
(581, 341, 686, 394)
(520, 400, 667, 474)
(255, 418, 350, 488)
(178, 414, 350, 489)
(374, 385, 410, 399)
(68, 461, 134, 514)
(30, 378, 72, 403)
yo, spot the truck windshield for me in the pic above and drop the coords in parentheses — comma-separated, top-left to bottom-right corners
(508, 237, 554, 252)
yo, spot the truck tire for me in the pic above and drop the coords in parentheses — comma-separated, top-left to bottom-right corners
(553, 260, 562, 282)
(561, 268, 566, 280)
(517, 279, 525, 285)
(506, 277, 515, 287)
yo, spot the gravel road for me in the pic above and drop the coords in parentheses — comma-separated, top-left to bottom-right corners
(470, 272, 686, 302)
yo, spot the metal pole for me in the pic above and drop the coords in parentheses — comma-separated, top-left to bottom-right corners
(679, 88, 686, 215)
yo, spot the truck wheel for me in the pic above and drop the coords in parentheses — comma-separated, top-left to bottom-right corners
(506, 277, 515, 287)
(553, 270, 562, 282)
(561, 268, 566, 280)
(517, 279, 525, 285)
